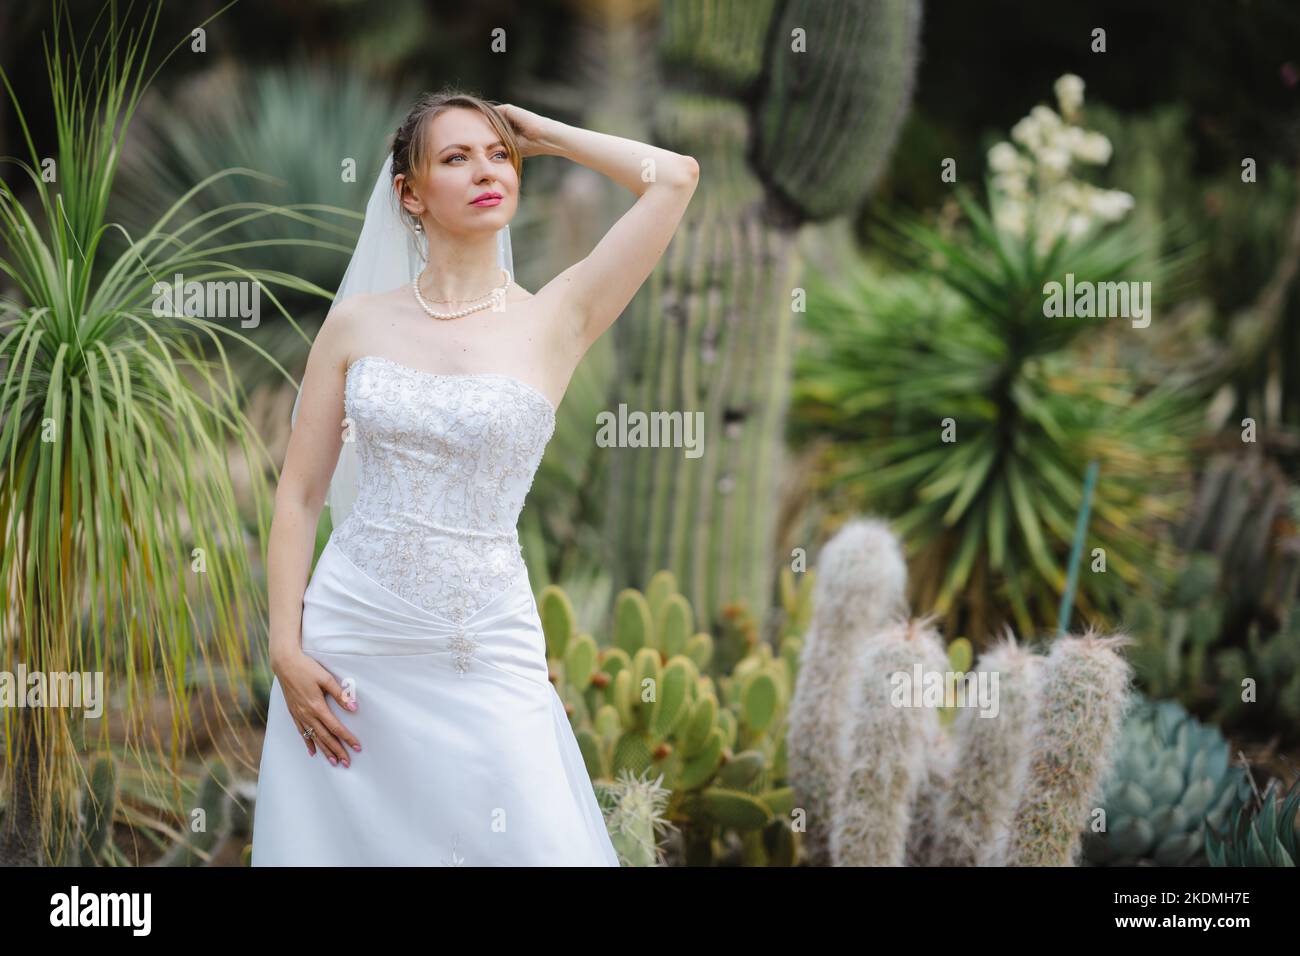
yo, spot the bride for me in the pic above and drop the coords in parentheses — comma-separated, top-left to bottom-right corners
(250, 90, 698, 865)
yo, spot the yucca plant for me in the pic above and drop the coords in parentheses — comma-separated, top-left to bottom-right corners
(792, 79, 1204, 642)
(0, 0, 339, 863)
(791, 194, 1197, 641)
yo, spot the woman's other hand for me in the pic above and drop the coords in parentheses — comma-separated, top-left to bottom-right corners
(273, 650, 361, 766)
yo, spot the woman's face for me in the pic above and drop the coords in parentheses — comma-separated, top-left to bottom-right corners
(400, 107, 519, 238)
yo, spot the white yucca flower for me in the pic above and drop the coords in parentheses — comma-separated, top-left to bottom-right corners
(988, 141, 1022, 173)
(1065, 211, 1093, 239)
(1038, 145, 1072, 175)
(987, 74, 1131, 251)
(994, 170, 1030, 199)
(1087, 188, 1135, 221)
(1030, 104, 1063, 131)
(1072, 130, 1113, 165)
(1054, 73, 1085, 121)
(1011, 115, 1040, 150)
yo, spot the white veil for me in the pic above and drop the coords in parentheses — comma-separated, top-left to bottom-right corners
(290, 150, 514, 527)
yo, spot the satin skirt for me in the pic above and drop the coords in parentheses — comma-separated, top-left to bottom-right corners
(251, 537, 620, 866)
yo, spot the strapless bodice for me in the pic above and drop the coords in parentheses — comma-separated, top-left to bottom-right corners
(329, 355, 556, 625)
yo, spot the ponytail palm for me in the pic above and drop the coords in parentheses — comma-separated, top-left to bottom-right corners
(0, 1, 346, 863)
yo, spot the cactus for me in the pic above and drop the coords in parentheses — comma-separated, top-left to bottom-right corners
(1179, 452, 1300, 621)
(558, 516, 1146, 865)
(822, 627, 1132, 867)
(594, 770, 676, 867)
(1004, 633, 1134, 866)
(50, 752, 119, 867)
(786, 517, 908, 865)
(606, 0, 924, 632)
(831, 618, 947, 866)
(923, 635, 1044, 866)
(1126, 552, 1224, 705)
(788, 516, 1138, 867)
(903, 715, 958, 867)
(1083, 696, 1247, 866)
(937, 636, 974, 728)
(78, 754, 117, 866)
(1213, 605, 1300, 747)
(777, 565, 816, 641)
(151, 761, 237, 867)
(541, 568, 797, 865)
(49, 751, 256, 867)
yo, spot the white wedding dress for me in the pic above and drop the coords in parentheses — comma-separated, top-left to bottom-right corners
(252, 354, 620, 866)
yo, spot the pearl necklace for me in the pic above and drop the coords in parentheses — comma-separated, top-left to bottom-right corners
(413, 267, 511, 320)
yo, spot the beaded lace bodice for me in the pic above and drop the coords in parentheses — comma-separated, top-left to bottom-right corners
(330, 355, 556, 625)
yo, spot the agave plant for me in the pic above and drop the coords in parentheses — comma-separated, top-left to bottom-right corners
(1206, 771, 1300, 867)
(0, 0, 338, 863)
(1082, 696, 1246, 866)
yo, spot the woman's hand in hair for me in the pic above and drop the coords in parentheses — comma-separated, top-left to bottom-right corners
(496, 103, 562, 158)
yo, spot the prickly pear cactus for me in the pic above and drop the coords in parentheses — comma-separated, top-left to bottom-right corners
(541, 569, 797, 865)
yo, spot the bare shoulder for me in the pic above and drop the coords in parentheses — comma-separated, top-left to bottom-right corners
(310, 291, 385, 377)
(327, 288, 402, 351)
(329, 288, 400, 327)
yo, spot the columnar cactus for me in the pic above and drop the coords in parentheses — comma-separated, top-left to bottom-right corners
(595, 770, 676, 867)
(926, 636, 1045, 866)
(790, 516, 1137, 867)
(152, 761, 238, 867)
(831, 617, 948, 866)
(903, 714, 957, 866)
(1004, 633, 1134, 866)
(786, 517, 908, 865)
(607, 0, 924, 632)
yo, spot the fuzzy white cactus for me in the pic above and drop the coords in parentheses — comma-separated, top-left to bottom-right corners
(904, 706, 959, 866)
(1004, 631, 1134, 866)
(787, 517, 908, 865)
(928, 633, 1045, 866)
(830, 617, 947, 866)
(791, 518, 1134, 867)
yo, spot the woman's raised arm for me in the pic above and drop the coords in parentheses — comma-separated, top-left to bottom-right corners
(499, 104, 700, 351)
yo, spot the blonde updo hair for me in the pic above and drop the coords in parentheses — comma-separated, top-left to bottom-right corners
(391, 88, 523, 231)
